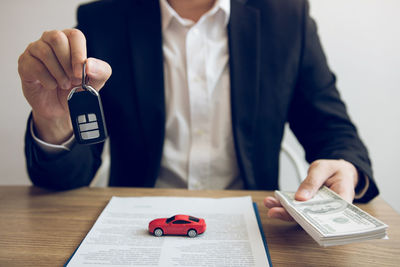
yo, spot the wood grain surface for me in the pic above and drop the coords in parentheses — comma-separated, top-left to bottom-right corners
(0, 186, 399, 266)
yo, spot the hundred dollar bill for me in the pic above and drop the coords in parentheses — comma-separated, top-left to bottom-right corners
(275, 186, 388, 246)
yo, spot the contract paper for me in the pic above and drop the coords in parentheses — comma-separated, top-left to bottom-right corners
(66, 196, 271, 267)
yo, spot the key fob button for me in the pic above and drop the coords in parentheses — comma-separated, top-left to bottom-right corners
(88, 113, 97, 122)
(79, 121, 98, 132)
(81, 130, 100, 140)
(77, 115, 86, 124)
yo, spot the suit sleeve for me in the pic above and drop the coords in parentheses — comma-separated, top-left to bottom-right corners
(24, 5, 105, 190)
(25, 113, 104, 190)
(288, 0, 379, 203)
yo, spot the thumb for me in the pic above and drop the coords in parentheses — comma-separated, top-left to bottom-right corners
(295, 161, 333, 201)
(85, 57, 112, 91)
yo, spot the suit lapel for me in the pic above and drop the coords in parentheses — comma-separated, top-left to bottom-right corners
(125, 0, 165, 180)
(228, 0, 261, 189)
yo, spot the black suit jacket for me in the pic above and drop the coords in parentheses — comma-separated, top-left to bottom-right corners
(25, 0, 379, 202)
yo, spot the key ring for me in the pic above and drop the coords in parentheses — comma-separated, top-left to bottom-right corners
(67, 61, 99, 100)
(82, 61, 88, 90)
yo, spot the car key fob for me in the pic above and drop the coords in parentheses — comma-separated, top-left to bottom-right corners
(68, 62, 108, 145)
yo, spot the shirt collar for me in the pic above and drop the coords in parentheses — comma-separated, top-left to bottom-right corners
(160, 0, 230, 31)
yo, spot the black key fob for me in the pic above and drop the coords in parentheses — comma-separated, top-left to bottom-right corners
(68, 86, 108, 145)
(67, 63, 107, 145)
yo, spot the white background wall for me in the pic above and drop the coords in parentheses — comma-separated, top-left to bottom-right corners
(0, 0, 399, 212)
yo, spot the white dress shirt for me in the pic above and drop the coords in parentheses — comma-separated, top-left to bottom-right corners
(31, 0, 368, 196)
(155, 0, 242, 189)
(32, 0, 242, 190)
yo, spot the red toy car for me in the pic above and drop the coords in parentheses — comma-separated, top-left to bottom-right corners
(148, 215, 206, 237)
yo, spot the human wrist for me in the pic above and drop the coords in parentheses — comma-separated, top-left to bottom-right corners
(32, 111, 73, 145)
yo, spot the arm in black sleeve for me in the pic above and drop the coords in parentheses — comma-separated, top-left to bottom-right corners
(24, 4, 106, 190)
(25, 113, 104, 190)
(288, 0, 379, 202)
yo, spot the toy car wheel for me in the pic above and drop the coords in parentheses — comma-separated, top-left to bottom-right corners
(154, 228, 163, 237)
(187, 229, 197, 238)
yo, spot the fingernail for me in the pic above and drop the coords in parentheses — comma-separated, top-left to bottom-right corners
(300, 189, 312, 199)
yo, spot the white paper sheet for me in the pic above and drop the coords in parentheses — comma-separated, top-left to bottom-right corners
(66, 196, 270, 267)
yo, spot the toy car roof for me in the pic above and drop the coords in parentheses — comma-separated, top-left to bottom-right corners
(168, 215, 201, 222)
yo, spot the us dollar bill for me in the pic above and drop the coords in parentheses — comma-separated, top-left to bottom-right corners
(275, 186, 388, 246)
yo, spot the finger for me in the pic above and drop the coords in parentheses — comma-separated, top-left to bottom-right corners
(41, 30, 74, 80)
(263, 196, 282, 209)
(63, 29, 86, 82)
(85, 57, 112, 90)
(295, 160, 335, 201)
(27, 40, 70, 90)
(267, 207, 294, 221)
(326, 174, 355, 203)
(18, 52, 57, 90)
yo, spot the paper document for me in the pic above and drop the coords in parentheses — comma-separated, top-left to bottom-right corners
(66, 196, 271, 267)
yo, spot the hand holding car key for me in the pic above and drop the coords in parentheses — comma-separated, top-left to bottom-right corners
(68, 61, 108, 145)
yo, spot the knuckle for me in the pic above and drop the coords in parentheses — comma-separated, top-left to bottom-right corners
(310, 159, 329, 171)
(47, 30, 65, 46)
(68, 28, 84, 39)
(310, 160, 321, 169)
(26, 41, 35, 51)
(41, 30, 50, 39)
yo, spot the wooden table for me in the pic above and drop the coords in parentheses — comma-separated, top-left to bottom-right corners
(0, 186, 399, 266)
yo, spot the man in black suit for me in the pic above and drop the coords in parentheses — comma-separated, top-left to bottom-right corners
(18, 0, 379, 221)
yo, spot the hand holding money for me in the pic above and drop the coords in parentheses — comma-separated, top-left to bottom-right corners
(265, 159, 359, 221)
(274, 186, 388, 246)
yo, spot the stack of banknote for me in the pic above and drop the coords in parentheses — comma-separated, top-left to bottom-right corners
(275, 186, 388, 247)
